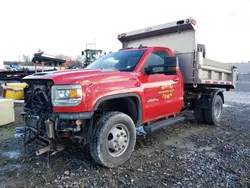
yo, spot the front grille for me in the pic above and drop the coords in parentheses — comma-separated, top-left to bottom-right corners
(23, 79, 53, 115)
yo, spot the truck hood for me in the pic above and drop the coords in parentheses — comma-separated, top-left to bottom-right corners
(23, 69, 138, 85)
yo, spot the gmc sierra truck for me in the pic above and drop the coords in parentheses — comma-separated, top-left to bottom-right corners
(20, 18, 236, 168)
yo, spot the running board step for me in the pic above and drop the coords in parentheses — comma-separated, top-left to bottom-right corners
(143, 115, 185, 133)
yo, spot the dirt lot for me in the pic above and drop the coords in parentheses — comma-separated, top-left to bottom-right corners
(0, 82, 250, 188)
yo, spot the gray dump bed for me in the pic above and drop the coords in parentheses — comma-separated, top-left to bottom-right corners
(118, 18, 236, 89)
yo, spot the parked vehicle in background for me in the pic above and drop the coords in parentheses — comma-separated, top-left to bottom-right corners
(0, 52, 63, 84)
(0, 52, 64, 99)
(81, 49, 103, 67)
(20, 18, 236, 168)
(81, 42, 106, 67)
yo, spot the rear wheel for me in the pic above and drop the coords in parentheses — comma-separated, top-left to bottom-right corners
(90, 111, 136, 168)
(204, 95, 223, 125)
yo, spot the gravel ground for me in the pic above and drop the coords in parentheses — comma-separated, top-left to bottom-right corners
(0, 82, 250, 188)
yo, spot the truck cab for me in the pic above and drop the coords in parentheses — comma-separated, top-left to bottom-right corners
(84, 46, 184, 123)
(21, 18, 236, 168)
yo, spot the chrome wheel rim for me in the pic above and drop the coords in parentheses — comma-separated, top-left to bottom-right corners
(106, 123, 129, 157)
(214, 101, 222, 119)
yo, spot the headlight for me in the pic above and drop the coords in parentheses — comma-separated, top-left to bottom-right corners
(51, 85, 83, 106)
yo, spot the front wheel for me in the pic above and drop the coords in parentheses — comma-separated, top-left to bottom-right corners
(90, 111, 136, 168)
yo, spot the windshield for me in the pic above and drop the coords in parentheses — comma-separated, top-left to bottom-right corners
(87, 52, 96, 62)
(86, 50, 100, 62)
(85, 50, 145, 71)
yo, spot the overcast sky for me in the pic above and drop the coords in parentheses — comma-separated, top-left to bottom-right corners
(0, 0, 249, 63)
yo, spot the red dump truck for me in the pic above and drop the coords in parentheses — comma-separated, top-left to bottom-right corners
(20, 18, 236, 168)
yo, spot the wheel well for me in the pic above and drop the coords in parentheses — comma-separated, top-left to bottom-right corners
(217, 91, 224, 104)
(191, 89, 224, 109)
(95, 97, 141, 126)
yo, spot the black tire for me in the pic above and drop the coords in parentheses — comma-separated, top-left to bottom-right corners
(204, 95, 223, 125)
(194, 107, 205, 123)
(90, 111, 136, 168)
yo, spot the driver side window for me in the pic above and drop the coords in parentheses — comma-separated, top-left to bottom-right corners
(144, 50, 169, 68)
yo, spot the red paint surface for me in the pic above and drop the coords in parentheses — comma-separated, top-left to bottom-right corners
(25, 47, 184, 123)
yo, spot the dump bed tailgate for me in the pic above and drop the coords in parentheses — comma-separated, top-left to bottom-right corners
(196, 55, 236, 88)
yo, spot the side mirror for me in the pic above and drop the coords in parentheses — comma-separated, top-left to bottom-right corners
(144, 56, 178, 75)
(81, 51, 84, 55)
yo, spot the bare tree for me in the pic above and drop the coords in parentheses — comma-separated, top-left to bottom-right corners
(75, 55, 84, 63)
(56, 54, 73, 60)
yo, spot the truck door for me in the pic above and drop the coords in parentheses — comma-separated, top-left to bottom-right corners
(141, 50, 183, 123)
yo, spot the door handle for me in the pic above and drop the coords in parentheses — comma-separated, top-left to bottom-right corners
(173, 78, 180, 82)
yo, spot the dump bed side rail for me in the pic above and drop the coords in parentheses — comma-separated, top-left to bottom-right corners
(197, 56, 237, 89)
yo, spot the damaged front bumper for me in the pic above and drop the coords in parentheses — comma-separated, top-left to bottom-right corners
(17, 112, 92, 156)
